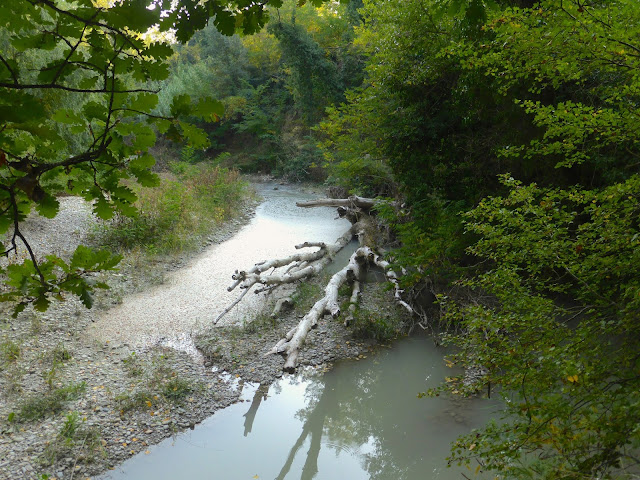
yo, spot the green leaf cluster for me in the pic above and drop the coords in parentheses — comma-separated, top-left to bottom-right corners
(0, 0, 283, 312)
(2, 245, 121, 316)
(439, 175, 640, 477)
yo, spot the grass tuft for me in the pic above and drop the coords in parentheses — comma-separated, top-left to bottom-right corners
(18, 382, 86, 421)
(350, 307, 404, 341)
(115, 352, 199, 415)
(0, 339, 21, 364)
(115, 391, 154, 414)
(40, 411, 104, 466)
(50, 344, 72, 363)
(161, 377, 194, 402)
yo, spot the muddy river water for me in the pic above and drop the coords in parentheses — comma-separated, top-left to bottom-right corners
(99, 336, 499, 480)
(96, 183, 499, 479)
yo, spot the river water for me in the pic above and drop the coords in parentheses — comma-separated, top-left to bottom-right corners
(96, 182, 499, 479)
(99, 336, 498, 480)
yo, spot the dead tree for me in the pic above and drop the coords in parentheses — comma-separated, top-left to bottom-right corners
(216, 196, 413, 372)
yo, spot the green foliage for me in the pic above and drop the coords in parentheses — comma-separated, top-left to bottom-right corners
(0, 0, 283, 313)
(156, 24, 250, 120)
(435, 175, 640, 478)
(0, 244, 121, 316)
(122, 352, 144, 377)
(50, 344, 72, 363)
(115, 390, 154, 414)
(18, 382, 86, 422)
(0, 339, 20, 364)
(448, 0, 640, 184)
(94, 165, 245, 255)
(180, 144, 205, 164)
(161, 377, 194, 402)
(272, 135, 325, 182)
(319, 0, 640, 476)
(291, 280, 323, 312)
(318, 95, 397, 196)
(116, 351, 199, 414)
(269, 19, 342, 126)
(58, 410, 81, 440)
(376, 198, 469, 284)
(318, 0, 522, 205)
(41, 410, 103, 467)
(241, 313, 277, 334)
(173, 0, 365, 180)
(350, 307, 403, 342)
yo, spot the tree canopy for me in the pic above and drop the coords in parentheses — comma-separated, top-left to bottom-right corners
(3, 0, 640, 477)
(0, 0, 289, 313)
(317, 0, 640, 477)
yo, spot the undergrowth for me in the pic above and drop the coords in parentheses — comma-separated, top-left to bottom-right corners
(92, 162, 246, 255)
(40, 411, 105, 467)
(114, 352, 199, 415)
(0, 339, 21, 365)
(290, 279, 323, 312)
(349, 306, 404, 341)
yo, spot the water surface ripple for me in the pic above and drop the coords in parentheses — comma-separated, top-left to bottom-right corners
(99, 336, 499, 480)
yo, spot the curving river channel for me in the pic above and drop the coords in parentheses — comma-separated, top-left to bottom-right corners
(96, 182, 499, 480)
(88, 182, 351, 350)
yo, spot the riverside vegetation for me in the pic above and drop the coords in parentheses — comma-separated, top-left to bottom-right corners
(0, 159, 254, 479)
(0, 175, 393, 479)
(93, 161, 247, 256)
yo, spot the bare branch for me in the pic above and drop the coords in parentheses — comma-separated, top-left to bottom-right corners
(213, 287, 252, 325)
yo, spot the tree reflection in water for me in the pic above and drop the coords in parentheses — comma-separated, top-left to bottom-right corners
(241, 337, 492, 480)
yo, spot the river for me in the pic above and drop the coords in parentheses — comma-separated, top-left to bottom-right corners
(88, 182, 351, 350)
(95, 182, 499, 479)
(98, 336, 498, 480)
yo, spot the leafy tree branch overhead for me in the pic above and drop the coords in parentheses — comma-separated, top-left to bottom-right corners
(0, 0, 292, 315)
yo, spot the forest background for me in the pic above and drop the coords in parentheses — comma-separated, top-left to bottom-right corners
(1, 0, 639, 478)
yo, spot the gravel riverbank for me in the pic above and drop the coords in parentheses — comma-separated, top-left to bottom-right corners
(0, 181, 398, 480)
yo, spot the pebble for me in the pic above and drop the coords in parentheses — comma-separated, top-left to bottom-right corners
(0, 197, 248, 480)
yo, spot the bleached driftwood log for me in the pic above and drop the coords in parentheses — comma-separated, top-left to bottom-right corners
(343, 279, 361, 326)
(216, 196, 415, 371)
(212, 226, 355, 324)
(269, 247, 365, 371)
(367, 250, 414, 315)
(296, 195, 378, 210)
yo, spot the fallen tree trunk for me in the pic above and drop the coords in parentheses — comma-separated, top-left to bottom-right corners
(296, 195, 378, 210)
(213, 226, 355, 324)
(268, 247, 365, 371)
(216, 196, 414, 371)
